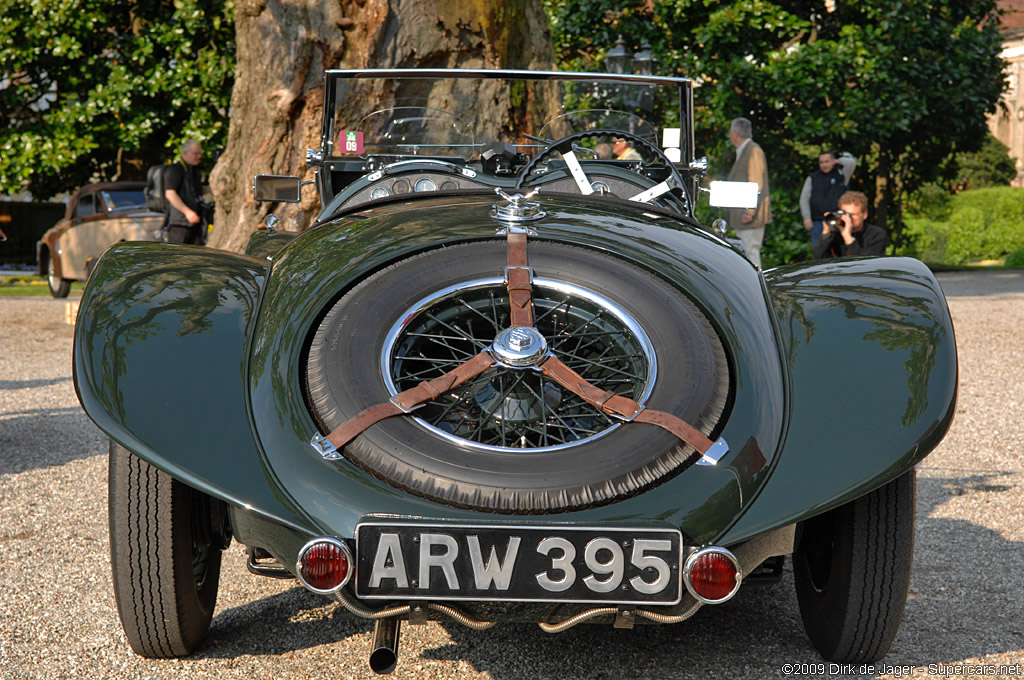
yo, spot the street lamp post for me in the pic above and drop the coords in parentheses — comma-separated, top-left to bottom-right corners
(603, 36, 657, 75)
(604, 36, 632, 75)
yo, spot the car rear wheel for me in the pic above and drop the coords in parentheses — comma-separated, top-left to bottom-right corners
(108, 440, 225, 657)
(793, 469, 916, 662)
(305, 241, 730, 513)
(46, 252, 70, 298)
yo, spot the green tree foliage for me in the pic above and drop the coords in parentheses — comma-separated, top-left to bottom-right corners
(547, 0, 1007, 260)
(0, 0, 234, 199)
(941, 133, 1017, 193)
(905, 133, 1017, 222)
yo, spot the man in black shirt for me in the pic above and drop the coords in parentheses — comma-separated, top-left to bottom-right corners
(164, 140, 208, 244)
(813, 191, 887, 259)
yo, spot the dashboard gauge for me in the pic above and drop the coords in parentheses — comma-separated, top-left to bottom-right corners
(370, 186, 390, 200)
(392, 179, 411, 194)
(440, 181, 458, 191)
(414, 178, 437, 193)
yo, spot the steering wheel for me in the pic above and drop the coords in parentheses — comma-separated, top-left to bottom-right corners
(516, 129, 690, 213)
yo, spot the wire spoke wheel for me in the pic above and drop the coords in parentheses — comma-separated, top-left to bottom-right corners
(383, 278, 656, 452)
(306, 241, 728, 512)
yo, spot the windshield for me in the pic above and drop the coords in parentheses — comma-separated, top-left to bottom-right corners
(324, 70, 689, 164)
(102, 190, 147, 212)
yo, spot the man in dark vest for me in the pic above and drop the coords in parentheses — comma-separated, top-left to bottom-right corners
(799, 151, 856, 247)
(164, 139, 210, 244)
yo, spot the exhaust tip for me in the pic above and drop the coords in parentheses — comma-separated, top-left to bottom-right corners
(369, 618, 401, 675)
(296, 537, 353, 594)
(684, 546, 741, 604)
(369, 646, 398, 675)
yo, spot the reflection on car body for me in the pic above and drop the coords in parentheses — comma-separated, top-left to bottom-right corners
(73, 70, 958, 675)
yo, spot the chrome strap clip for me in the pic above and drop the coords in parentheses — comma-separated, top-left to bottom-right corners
(696, 437, 730, 466)
(310, 433, 342, 460)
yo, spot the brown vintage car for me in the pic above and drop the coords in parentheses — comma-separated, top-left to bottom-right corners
(37, 182, 165, 297)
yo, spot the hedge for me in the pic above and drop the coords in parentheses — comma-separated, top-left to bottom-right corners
(902, 186, 1024, 265)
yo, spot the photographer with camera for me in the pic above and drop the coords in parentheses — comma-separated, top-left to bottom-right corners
(812, 190, 887, 259)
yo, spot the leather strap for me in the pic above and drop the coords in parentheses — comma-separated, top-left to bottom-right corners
(318, 227, 720, 461)
(325, 351, 493, 449)
(506, 232, 534, 327)
(540, 355, 715, 454)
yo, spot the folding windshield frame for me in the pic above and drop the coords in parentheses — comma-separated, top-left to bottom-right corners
(311, 69, 696, 213)
(318, 69, 696, 191)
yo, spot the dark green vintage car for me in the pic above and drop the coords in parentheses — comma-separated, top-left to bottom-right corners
(73, 70, 957, 674)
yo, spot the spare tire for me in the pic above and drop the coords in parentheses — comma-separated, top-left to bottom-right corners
(305, 240, 730, 513)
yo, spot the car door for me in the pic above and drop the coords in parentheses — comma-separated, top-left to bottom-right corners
(59, 192, 118, 279)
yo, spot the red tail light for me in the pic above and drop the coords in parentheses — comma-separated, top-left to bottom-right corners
(684, 547, 741, 604)
(296, 538, 354, 594)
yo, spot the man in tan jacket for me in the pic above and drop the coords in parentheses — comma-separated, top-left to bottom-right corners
(726, 117, 772, 268)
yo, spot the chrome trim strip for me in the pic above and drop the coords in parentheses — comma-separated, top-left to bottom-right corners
(328, 68, 692, 87)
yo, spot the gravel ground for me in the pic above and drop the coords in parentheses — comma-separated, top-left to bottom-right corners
(1, 270, 1021, 680)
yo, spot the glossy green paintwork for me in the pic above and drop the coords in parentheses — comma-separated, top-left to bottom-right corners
(719, 256, 957, 544)
(72, 193, 957, 568)
(245, 195, 787, 548)
(244, 229, 297, 261)
(72, 243, 314, 534)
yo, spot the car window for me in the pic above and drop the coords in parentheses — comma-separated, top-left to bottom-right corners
(101, 190, 147, 213)
(75, 194, 97, 219)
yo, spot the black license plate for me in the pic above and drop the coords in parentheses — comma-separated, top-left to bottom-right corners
(355, 522, 683, 605)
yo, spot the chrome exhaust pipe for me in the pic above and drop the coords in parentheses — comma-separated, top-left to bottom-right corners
(368, 617, 401, 675)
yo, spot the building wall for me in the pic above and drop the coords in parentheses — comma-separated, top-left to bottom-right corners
(988, 32, 1024, 186)
(990, 3, 1024, 186)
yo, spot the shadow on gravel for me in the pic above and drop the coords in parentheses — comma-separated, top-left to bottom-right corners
(935, 270, 1024, 297)
(898, 471, 1024, 665)
(423, 584, 817, 679)
(0, 376, 72, 390)
(194, 586, 375, 658)
(414, 471, 1024, 677)
(145, 467, 1024, 676)
(0, 406, 105, 474)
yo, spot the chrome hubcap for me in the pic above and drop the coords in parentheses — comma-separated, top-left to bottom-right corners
(382, 277, 656, 452)
(491, 326, 548, 367)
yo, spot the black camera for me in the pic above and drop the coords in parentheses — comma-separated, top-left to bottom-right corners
(823, 210, 848, 229)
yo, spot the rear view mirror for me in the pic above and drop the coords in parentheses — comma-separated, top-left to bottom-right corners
(708, 181, 759, 209)
(254, 175, 301, 203)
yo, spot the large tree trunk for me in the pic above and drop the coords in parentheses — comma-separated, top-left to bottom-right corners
(874, 140, 891, 234)
(207, 0, 554, 253)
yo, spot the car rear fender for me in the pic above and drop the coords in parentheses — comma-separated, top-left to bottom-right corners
(72, 241, 316, 534)
(719, 257, 958, 545)
(247, 197, 787, 543)
(37, 227, 62, 278)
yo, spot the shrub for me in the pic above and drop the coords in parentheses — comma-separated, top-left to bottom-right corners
(1006, 247, 1024, 269)
(900, 186, 1024, 265)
